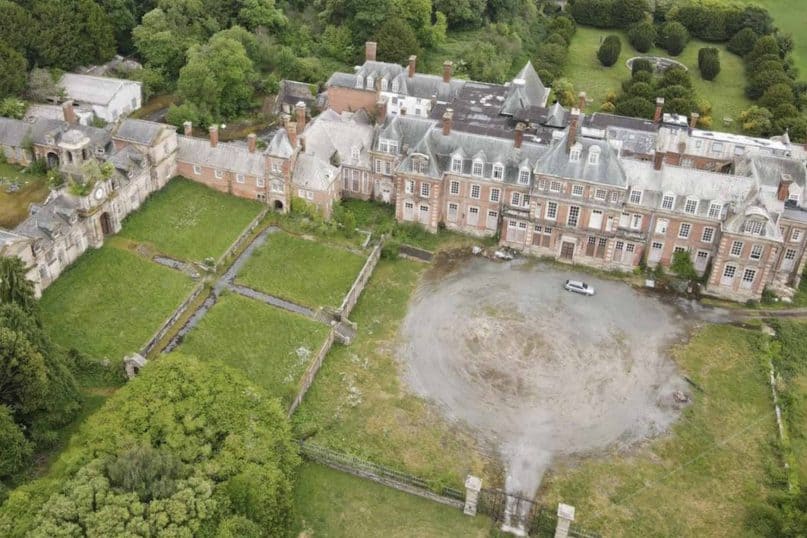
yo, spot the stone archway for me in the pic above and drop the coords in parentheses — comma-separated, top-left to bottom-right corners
(100, 212, 113, 236)
(273, 200, 284, 211)
(46, 152, 59, 169)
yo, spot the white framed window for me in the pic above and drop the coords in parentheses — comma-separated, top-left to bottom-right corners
(626, 243, 635, 253)
(684, 198, 698, 214)
(381, 78, 388, 91)
(595, 189, 606, 200)
(784, 248, 797, 260)
(610, 191, 619, 203)
(419, 204, 430, 223)
(384, 161, 391, 175)
(518, 169, 530, 185)
(486, 210, 498, 230)
(490, 188, 500, 203)
(236, 173, 245, 184)
(708, 202, 722, 219)
(374, 160, 382, 173)
(214, 169, 223, 179)
(792, 229, 803, 242)
(721, 264, 736, 285)
(256, 177, 265, 188)
(450, 180, 460, 195)
(702, 227, 714, 243)
(537, 179, 546, 190)
(467, 206, 479, 225)
(589, 209, 603, 230)
(588, 147, 600, 165)
(511, 192, 521, 206)
(550, 181, 562, 193)
(546, 201, 558, 220)
(630, 214, 643, 230)
(420, 182, 431, 197)
(193, 164, 201, 175)
(673, 246, 687, 254)
(351, 146, 360, 161)
(750, 244, 764, 260)
(470, 184, 481, 199)
(741, 268, 756, 288)
(492, 164, 504, 180)
(271, 180, 283, 193)
(568, 206, 580, 227)
(572, 185, 584, 197)
(744, 220, 764, 235)
(730, 241, 743, 257)
(451, 156, 463, 173)
(655, 218, 668, 234)
(404, 201, 414, 220)
(447, 202, 458, 222)
(405, 180, 414, 194)
(629, 189, 642, 204)
(570, 145, 581, 162)
(661, 194, 675, 211)
(472, 160, 484, 176)
(271, 160, 281, 173)
(678, 222, 691, 239)
(520, 194, 530, 208)
(391, 79, 399, 92)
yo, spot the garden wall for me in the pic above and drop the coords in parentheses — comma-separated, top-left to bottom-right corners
(288, 328, 336, 416)
(337, 242, 382, 320)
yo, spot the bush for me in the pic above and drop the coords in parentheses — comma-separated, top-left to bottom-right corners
(628, 22, 657, 53)
(381, 239, 401, 260)
(597, 35, 621, 67)
(631, 58, 654, 76)
(670, 251, 698, 281)
(697, 47, 720, 80)
(728, 27, 759, 57)
(660, 21, 689, 56)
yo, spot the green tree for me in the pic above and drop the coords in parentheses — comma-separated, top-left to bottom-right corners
(597, 35, 621, 67)
(552, 78, 577, 108)
(746, 68, 793, 100)
(0, 98, 26, 120)
(569, 0, 614, 28)
(217, 516, 263, 538)
(0, 42, 26, 99)
(614, 96, 655, 118)
(697, 47, 720, 81)
(728, 27, 758, 57)
(773, 114, 807, 143)
(97, 0, 138, 54)
(739, 105, 773, 137)
(628, 21, 657, 53)
(0, 258, 35, 314)
(660, 21, 688, 56)
(372, 18, 421, 64)
(612, 0, 648, 28)
(178, 35, 256, 120)
(760, 83, 795, 110)
(631, 58, 653, 76)
(433, 0, 487, 29)
(0, 327, 47, 417)
(238, 0, 285, 31)
(659, 66, 692, 89)
(26, 68, 59, 103)
(31, 0, 115, 70)
(0, 1, 36, 59)
(321, 25, 356, 63)
(670, 251, 698, 280)
(460, 42, 510, 83)
(0, 405, 31, 483)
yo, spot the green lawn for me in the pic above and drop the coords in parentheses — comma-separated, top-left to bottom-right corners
(236, 232, 366, 308)
(293, 463, 497, 538)
(175, 293, 329, 405)
(566, 25, 751, 131)
(118, 177, 263, 261)
(0, 162, 50, 229)
(749, 0, 807, 76)
(39, 246, 195, 360)
(539, 325, 777, 537)
(292, 259, 498, 490)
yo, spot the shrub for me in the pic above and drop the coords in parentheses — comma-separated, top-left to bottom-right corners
(759, 83, 795, 110)
(628, 22, 657, 53)
(697, 47, 720, 80)
(739, 105, 773, 137)
(660, 21, 688, 56)
(631, 58, 653, 76)
(670, 251, 698, 281)
(614, 96, 655, 118)
(597, 35, 621, 67)
(728, 27, 759, 57)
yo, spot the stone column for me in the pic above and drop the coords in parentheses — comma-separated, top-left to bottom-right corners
(554, 503, 575, 538)
(463, 475, 482, 516)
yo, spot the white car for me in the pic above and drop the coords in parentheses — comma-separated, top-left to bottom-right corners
(564, 279, 595, 296)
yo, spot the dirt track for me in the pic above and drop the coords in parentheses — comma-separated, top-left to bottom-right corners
(398, 258, 691, 499)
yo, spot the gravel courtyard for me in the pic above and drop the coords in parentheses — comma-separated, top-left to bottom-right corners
(398, 258, 691, 499)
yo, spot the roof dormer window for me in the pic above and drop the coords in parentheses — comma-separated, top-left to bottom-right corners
(451, 155, 463, 174)
(492, 163, 504, 180)
(708, 202, 723, 219)
(661, 194, 675, 211)
(472, 159, 483, 177)
(391, 79, 399, 92)
(570, 143, 582, 163)
(355, 75, 363, 89)
(381, 78, 388, 91)
(684, 198, 698, 214)
(588, 146, 600, 165)
(518, 168, 530, 185)
(351, 146, 360, 161)
(744, 219, 765, 236)
(366, 76, 374, 90)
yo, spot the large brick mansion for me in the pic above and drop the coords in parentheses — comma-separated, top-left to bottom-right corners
(1, 41, 806, 302)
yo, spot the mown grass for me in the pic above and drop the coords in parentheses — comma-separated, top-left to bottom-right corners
(292, 462, 498, 538)
(175, 293, 329, 406)
(748, 0, 807, 76)
(0, 163, 50, 229)
(566, 25, 751, 131)
(292, 259, 499, 490)
(39, 246, 195, 360)
(118, 177, 263, 261)
(539, 324, 778, 537)
(236, 231, 366, 308)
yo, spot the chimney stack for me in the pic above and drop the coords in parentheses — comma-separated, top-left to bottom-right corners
(400, 106, 407, 116)
(209, 125, 219, 148)
(514, 122, 525, 149)
(777, 177, 793, 201)
(442, 108, 453, 136)
(247, 133, 257, 153)
(654, 97, 665, 124)
(295, 101, 306, 133)
(287, 121, 298, 148)
(62, 100, 77, 125)
(376, 97, 387, 123)
(365, 41, 377, 62)
(654, 150, 665, 171)
(567, 108, 580, 152)
(183, 121, 192, 137)
(443, 60, 453, 83)
(689, 112, 700, 129)
(408, 55, 417, 78)
(577, 91, 587, 111)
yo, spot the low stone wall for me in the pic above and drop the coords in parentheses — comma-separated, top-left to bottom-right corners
(215, 207, 269, 267)
(288, 328, 337, 416)
(337, 241, 382, 320)
(140, 282, 206, 356)
(399, 243, 434, 262)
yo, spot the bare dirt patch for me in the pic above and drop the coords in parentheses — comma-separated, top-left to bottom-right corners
(398, 258, 690, 500)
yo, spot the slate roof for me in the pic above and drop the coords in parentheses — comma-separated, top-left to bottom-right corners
(0, 117, 28, 147)
(292, 153, 338, 191)
(277, 80, 315, 108)
(59, 73, 141, 106)
(534, 131, 626, 187)
(302, 109, 375, 168)
(177, 136, 265, 177)
(723, 201, 782, 239)
(15, 194, 80, 247)
(500, 62, 549, 115)
(267, 128, 294, 159)
(109, 145, 147, 174)
(376, 114, 436, 152)
(739, 153, 807, 190)
(115, 119, 166, 145)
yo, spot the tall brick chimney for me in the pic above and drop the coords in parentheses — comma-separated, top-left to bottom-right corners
(689, 112, 700, 129)
(295, 101, 306, 133)
(654, 97, 664, 124)
(287, 121, 298, 148)
(183, 121, 192, 137)
(209, 125, 219, 148)
(514, 122, 525, 149)
(654, 150, 665, 171)
(443, 60, 453, 83)
(62, 100, 77, 125)
(577, 91, 587, 111)
(376, 97, 387, 123)
(442, 108, 453, 136)
(408, 55, 417, 78)
(777, 176, 793, 201)
(567, 108, 580, 152)
(247, 133, 257, 153)
(365, 41, 377, 62)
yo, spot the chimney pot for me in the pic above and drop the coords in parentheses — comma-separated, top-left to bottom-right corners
(514, 122, 525, 149)
(209, 125, 219, 148)
(365, 41, 377, 62)
(62, 100, 77, 125)
(577, 91, 587, 111)
(408, 55, 417, 78)
(654, 97, 665, 124)
(443, 60, 453, 83)
(442, 108, 453, 136)
(247, 133, 257, 153)
(183, 121, 192, 137)
(689, 112, 700, 129)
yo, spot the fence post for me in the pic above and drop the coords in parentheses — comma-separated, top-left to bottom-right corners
(554, 503, 575, 538)
(463, 475, 482, 516)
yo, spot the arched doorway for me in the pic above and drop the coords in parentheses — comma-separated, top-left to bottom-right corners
(99, 212, 112, 236)
(273, 200, 284, 211)
(46, 152, 59, 169)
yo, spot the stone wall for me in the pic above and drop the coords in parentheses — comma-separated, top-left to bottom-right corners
(337, 242, 382, 320)
(140, 282, 207, 357)
(215, 207, 269, 267)
(287, 328, 336, 416)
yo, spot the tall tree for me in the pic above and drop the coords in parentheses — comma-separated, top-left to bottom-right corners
(31, 0, 116, 69)
(0, 42, 27, 99)
(0, 1, 36, 60)
(372, 18, 421, 64)
(0, 258, 35, 314)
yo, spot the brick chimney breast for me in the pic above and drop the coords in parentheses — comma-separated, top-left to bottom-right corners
(690, 112, 700, 129)
(62, 100, 77, 125)
(183, 121, 192, 137)
(567, 108, 580, 152)
(577, 91, 587, 111)
(295, 101, 306, 133)
(514, 122, 525, 149)
(654, 97, 665, 124)
(209, 125, 219, 148)
(365, 41, 377, 62)
(443, 60, 453, 83)
(777, 175, 793, 201)
(247, 133, 257, 153)
(376, 97, 387, 123)
(408, 55, 417, 78)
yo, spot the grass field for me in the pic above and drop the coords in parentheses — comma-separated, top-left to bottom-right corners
(293, 463, 498, 537)
(0, 163, 50, 229)
(236, 232, 366, 308)
(39, 246, 195, 360)
(176, 293, 329, 405)
(539, 324, 778, 537)
(292, 259, 498, 490)
(118, 178, 263, 261)
(566, 26, 751, 131)
(749, 0, 807, 75)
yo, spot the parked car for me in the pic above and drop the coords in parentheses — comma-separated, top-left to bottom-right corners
(564, 280, 595, 296)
